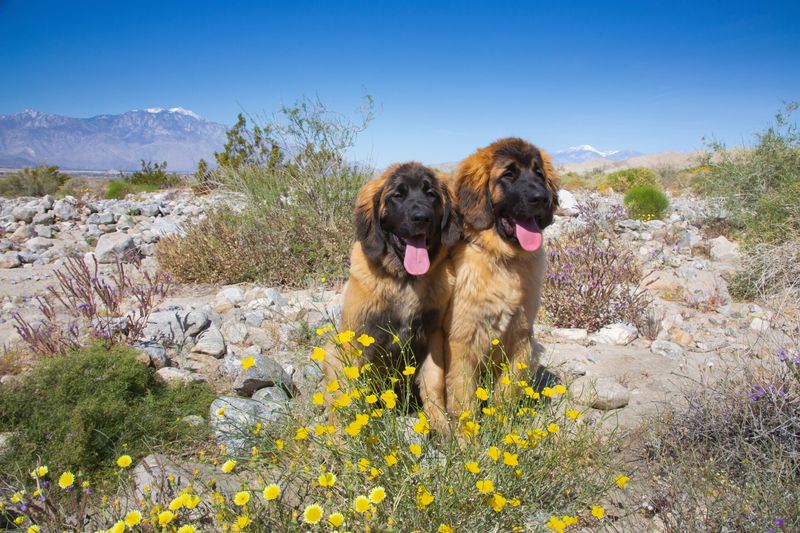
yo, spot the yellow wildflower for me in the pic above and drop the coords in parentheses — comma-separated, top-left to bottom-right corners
(354, 495, 370, 513)
(416, 485, 434, 508)
(554, 384, 567, 394)
(333, 330, 356, 344)
(303, 503, 323, 524)
(475, 387, 489, 401)
(369, 486, 386, 503)
(124, 510, 142, 527)
(476, 479, 494, 494)
(316, 324, 333, 335)
(263, 483, 281, 500)
(487, 446, 501, 461)
(326, 379, 340, 392)
(462, 420, 480, 438)
(566, 409, 581, 420)
(380, 390, 398, 409)
(357, 333, 375, 346)
(413, 412, 430, 434)
(109, 522, 125, 533)
(491, 338, 501, 345)
(465, 461, 481, 474)
(489, 492, 507, 512)
(241, 356, 255, 369)
(546, 516, 566, 533)
(312, 392, 324, 405)
(221, 459, 236, 473)
(157, 510, 174, 526)
(547, 423, 560, 434)
(541, 387, 555, 398)
(318, 472, 337, 487)
(503, 452, 519, 467)
(177, 526, 196, 533)
(233, 491, 250, 506)
(615, 474, 630, 488)
(592, 505, 605, 519)
(328, 512, 344, 527)
(343, 366, 360, 379)
(295, 426, 310, 440)
(58, 471, 75, 489)
(409, 443, 423, 456)
(311, 347, 326, 362)
(438, 525, 454, 533)
(116, 454, 132, 468)
(384, 453, 398, 466)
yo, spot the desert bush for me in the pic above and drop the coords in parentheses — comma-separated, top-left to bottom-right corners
(105, 179, 158, 199)
(624, 184, 670, 220)
(559, 171, 595, 191)
(605, 167, 660, 193)
(544, 200, 650, 331)
(0, 164, 68, 197)
(13, 254, 171, 355)
(1, 333, 628, 532)
(126, 159, 182, 188)
(0, 343, 214, 479)
(697, 102, 800, 296)
(159, 96, 373, 286)
(640, 348, 800, 532)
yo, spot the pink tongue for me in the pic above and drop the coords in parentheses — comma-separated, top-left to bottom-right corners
(514, 219, 543, 251)
(403, 236, 430, 276)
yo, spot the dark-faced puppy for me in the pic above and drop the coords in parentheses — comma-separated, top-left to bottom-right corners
(323, 162, 461, 431)
(443, 138, 559, 416)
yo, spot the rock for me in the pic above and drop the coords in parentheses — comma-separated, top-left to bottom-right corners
(150, 218, 183, 238)
(116, 214, 136, 230)
(650, 340, 684, 360)
(181, 415, 205, 427)
(709, 236, 740, 263)
(53, 198, 80, 221)
(244, 310, 267, 327)
(34, 224, 55, 238)
(32, 211, 55, 225)
(551, 328, 588, 342)
(210, 396, 287, 451)
(557, 189, 580, 216)
(132, 453, 241, 501)
(182, 309, 211, 337)
(222, 320, 249, 344)
(589, 323, 638, 345)
(87, 211, 115, 225)
(749, 317, 770, 332)
(135, 341, 169, 369)
(181, 353, 222, 375)
(142, 310, 186, 345)
(155, 367, 205, 384)
(95, 232, 135, 263)
(11, 205, 37, 223)
(252, 386, 290, 403)
(214, 286, 246, 311)
(140, 203, 162, 217)
(0, 252, 21, 269)
(11, 224, 34, 240)
(670, 328, 694, 347)
(233, 354, 293, 397)
(571, 376, 630, 410)
(192, 323, 226, 357)
(25, 237, 54, 252)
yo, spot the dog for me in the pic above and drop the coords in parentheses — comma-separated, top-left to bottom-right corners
(443, 137, 559, 417)
(323, 162, 461, 431)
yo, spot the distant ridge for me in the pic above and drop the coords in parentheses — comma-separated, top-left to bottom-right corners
(0, 108, 228, 171)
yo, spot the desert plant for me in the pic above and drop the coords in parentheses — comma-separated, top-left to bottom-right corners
(640, 348, 800, 532)
(13, 253, 171, 355)
(544, 201, 650, 331)
(158, 96, 374, 286)
(605, 167, 660, 193)
(125, 159, 182, 188)
(105, 180, 158, 199)
(624, 184, 670, 220)
(0, 343, 214, 479)
(697, 102, 800, 296)
(0, 164, 68, 198)
(0, 334, 628, 532)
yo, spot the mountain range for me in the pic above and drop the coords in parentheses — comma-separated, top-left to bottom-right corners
(0, 108, 645, 172)
(0, 108, 227, 171)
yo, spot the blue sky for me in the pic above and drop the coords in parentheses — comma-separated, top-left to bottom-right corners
(1, 0, 798, 166)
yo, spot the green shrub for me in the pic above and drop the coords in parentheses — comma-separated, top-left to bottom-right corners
(125, 159, 182, 188)
(624, 184, 670, 220)
(605, 167, 660, 192)
(158, 96, 373, 286)
(0, 164, 68, 197)
(105, 179, 158, 199)
(0, 344, 215, 478)
(698, 102, 800, 296)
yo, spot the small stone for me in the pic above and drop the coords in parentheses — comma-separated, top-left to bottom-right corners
(192, 323, 226, 358)
(557, 189, 579, 216)
(670, 328, 694, 347)
(182, 309, 211, 338)
(210, 396, 287, 452)
(156, 367, 205, 384)
(25, 237, 54, 252)
(233, 354, 293, 397)
(589, 323, 638, 345)
(53, 199, 80, 221)
(222, 320, 249, 344)
(749, 317, 770, 332)
(709, 236, 740, 263)
(0, 252, 21, 269)
(11, 205, 37, 223)
(571, 376, 630, 410)
(650, 340, 684, 360)
(135, 341, 169, 369)
(181, 415, 205, 427)
(95, 232, 135, 263)
(33, 211, 55, 225)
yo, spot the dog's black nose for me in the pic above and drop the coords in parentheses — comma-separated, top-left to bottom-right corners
(410, 210, 432, 224)
(525, 190, 550, 207)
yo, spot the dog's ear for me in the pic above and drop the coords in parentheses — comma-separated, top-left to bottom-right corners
(439, 178, 463, 247)
(354, 176, 387, 263)
(538, 149, 560, 229)
(455, 150, 494, 230)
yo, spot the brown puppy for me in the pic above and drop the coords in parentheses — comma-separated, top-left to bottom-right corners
(323, 162, 461, 431)
(443, 138, 559, 416)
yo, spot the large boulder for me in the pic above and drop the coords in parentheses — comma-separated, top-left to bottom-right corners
(571, 376, 630, 410)
(233, 354, 293, 397)
(589, 323, 638, 345)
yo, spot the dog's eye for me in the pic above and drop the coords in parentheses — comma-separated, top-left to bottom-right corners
(501, 171, 515, 181)
(535, 167, 545, 178)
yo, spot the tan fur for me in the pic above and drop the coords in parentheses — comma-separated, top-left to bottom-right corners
(322, 166, 457, 432)
(443, 138, 559, 416)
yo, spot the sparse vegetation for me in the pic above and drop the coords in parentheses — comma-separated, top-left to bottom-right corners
(106, 160, 182, 198)
(0, 164, 69, 197)
(544, 199, 650, 331)
(640, 348, 800, 531)
(105, 179, 158, 199)
(605, 167, 660, 193)
(697, 102, 800, 296)
(0, 343, 214, 478)
(158, 96, 374, 286)
(624, 184, 670, 220)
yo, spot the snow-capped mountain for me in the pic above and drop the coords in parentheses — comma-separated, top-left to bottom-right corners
(0, 108, 228, 171)
(552, 145, 643, 164)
